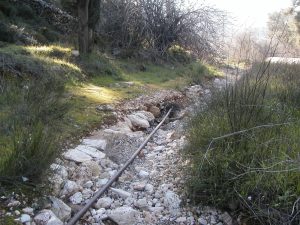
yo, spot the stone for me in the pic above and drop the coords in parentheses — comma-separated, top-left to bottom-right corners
(96, 104, 115, 112)
(82, 189, 94, 199)
(63, 149, 92, 163)
(20, 214, 31, 223)
(96, 178, 109, 187)
(127, 114, 150, 129)
(15, 210, 21, 216)
(148, 106, 161, 117)
(95, 197, 113, 209)
(50, 164, 68, 179)
(7, 200, 21, 208)
(135, 198, 148, 210)
(138, 170, 149, 179)
(69, 192, 83, 205)
(149, 207, 164, 213)
(34, 209, 63, 225)
(82, 161, 102, 177)
(145, 184, 154, 194)
(164, 191, 181, 216)
(22, 207, 34, 215)
(108, 206, 140, 225)
(124, 197, 135, 206)
(71, 50, 79, 57)
(75, 145, 106, 160)
(48, 174, 64, 195)
(49, 197, 71, 222)
(210, 215, 218, 224)
(135, 111, 155, 121)
(82, 139, 107, 150)
(114, 122, 133, 133)
(61, 180, 81, 196)
(111, 188, 131, 199)
(132, 182, 146, 191)
(124, 117, 133, 129)
(176, 217, 187, 223)
(83, 181, 93, 188)
(198, 217, 208, 225)
(220, 212, 233, 225)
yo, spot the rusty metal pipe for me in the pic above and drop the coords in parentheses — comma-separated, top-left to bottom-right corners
(67, 108, 172, 225)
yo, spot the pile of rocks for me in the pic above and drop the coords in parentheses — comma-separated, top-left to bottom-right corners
(3, 80, 233, 225)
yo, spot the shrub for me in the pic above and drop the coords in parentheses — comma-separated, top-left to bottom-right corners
(185, 61, 300, 225)
(185, 62, 218, 84)
(0, 76, 68, 182)
(167, 45, 193, 63)
(0, 0, 17, 18)
(0, 22, 15, 43)
(15, 4, 36, 21)
(40, 27, 60, 43)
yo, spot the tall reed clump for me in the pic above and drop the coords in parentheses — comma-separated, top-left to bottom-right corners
(0, 75, 68, 185)
(185, 61, 300, 225)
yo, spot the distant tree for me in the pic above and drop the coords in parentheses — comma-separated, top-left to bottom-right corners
(267, 9, 300, 56)
(77, 0, 100, 54)
(98, 0, 226, 59)
(293, 0, 300, 32)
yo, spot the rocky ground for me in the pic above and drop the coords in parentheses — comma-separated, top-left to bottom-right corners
(1, 78, 235, 225)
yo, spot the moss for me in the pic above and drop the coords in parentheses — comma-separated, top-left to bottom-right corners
(0, 216, 20, 225)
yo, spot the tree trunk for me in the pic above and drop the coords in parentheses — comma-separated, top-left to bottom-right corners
(77, 0, 90, 55)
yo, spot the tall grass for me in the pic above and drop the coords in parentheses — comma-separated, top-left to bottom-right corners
(185, 61, 300, 225)
(0, 75, 68, 184)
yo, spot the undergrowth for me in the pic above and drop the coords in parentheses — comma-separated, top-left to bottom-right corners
(185, 62, 300, 225)
(0, 43, 218, 192)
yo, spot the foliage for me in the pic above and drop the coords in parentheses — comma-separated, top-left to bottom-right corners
(0, 76, 67, 182)
(185, 62, 300, 225)
(98, 0, 226, 59)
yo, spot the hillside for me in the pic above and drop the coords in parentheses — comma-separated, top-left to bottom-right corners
(0, 1, 299, 225)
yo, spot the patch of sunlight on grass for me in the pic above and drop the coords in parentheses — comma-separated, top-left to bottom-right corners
(24, 45, 81, 72)
(51, 58, 81, 72)
(25, 45, 72, 56)
(71, 84, 122, 104)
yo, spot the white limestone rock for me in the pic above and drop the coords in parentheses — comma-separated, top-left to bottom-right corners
(34, 209, 63, 225)
(63, 149, 92, 163)
(75, 145, 106, 160)
(95, 197, 113, 209)
(69, 192, 83, 205)
(20, 214, 31, 223)
(82, 139, 107, 150)
(49, 197, 71, 222)
(164, 191, 181, 216)
(110, 188, 131, 199)
(108, 206, 140, 225)
(127, 114, 150, 129)
(61, 180, 81, 196)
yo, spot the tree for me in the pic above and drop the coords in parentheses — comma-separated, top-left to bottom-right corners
(77, 0, 100, 54)
(97, 0, 226, 59)
(268, 9, 300, 57)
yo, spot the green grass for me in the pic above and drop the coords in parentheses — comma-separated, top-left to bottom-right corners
(185, 62, 300, 225)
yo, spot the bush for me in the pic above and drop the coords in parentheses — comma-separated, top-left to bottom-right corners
(185, 62, 300, 225)
(0, 0, 17, 18)
(0, 22, 15, 43)
(15, 4, 36, 21)
(167, 45, 193, 63)
(39, 27, 60, 43)
(0, 75, 68, 182)
(185, 62, 218, 84)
